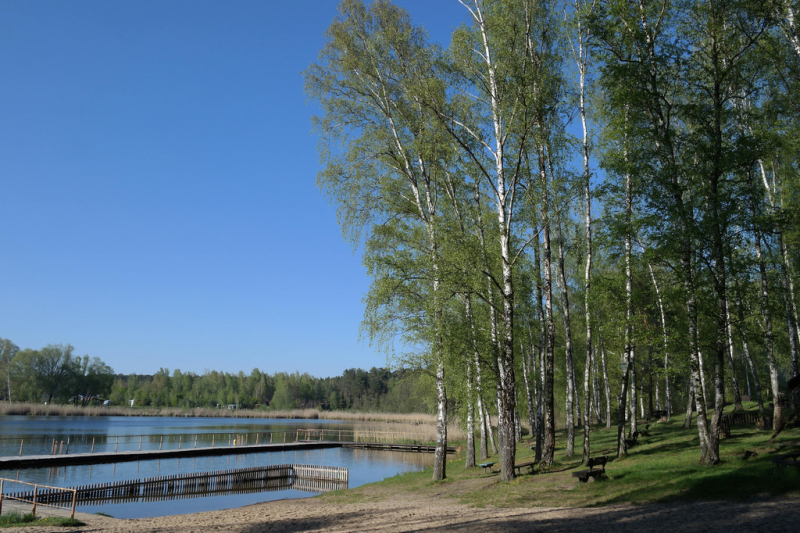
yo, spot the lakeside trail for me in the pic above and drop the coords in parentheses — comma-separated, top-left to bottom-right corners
(11, 488, 800, 532)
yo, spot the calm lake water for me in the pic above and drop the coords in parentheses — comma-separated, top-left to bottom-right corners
(0, 416, 433, 518)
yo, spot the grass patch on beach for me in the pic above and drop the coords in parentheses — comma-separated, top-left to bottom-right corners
(322, 403, 800, 508)
(0, 511, 84, 528)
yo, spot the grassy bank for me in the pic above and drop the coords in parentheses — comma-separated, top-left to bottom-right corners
(0, 511, 84, 528)
(322, 404, 800, 508)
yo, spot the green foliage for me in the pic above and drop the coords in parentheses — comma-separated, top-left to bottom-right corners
(0, 511, 84, 528)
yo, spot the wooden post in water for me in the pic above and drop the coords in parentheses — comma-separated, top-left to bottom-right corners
(270, 433, 273, 444)
(115, 437, 118, 453)
(139, 436, 142, 451)
(212, 434, 215, 447)
(178, 435, 182, 450)
(18, 439, 23, 456)
(159, 436, 163, 450)
(91, 437, 95, 454)
(194, 435, 198, 448)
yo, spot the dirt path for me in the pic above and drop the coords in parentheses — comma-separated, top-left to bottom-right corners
(9, 491, 800, 532)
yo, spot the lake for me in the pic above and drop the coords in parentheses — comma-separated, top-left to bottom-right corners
(0, 416, 433, 518)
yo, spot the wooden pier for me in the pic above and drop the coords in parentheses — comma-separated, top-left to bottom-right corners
(2, 464, 348, 508)
(0, 441, 454, 470)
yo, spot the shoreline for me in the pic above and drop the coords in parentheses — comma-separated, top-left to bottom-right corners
(13, 488, 800, 532)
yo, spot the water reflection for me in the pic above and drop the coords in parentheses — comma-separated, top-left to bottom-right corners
(0, 416, 434, 518)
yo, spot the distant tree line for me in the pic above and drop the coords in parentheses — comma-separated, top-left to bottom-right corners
(0, 338, 431, 413)
(0, 340, 114, 405)
(108, 366, 431, 412)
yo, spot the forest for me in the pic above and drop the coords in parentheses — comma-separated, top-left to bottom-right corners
(0, 340, 431, 413)
(304, 0, 800, 482)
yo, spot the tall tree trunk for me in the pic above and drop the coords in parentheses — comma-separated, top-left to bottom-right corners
(433, 357, 448, 480)
(648, 262, 671, 419)
(734, 279, 765, 413)
(629, 344, 638, 435)
(576, 0, 594, 464)
(601, 335, 612, 429)
(466, 295, 490, 461)
(582, 330, 593, 463)
(684, 378, 695, 429)
(556, 215, 576, 457)
(752, 195, 782, 430)
(522, 341, 536, 443)
(466, 356, 476, 468)
(593, 353, 603, 424)
(484, 403, 498, 454)
(619, 156, 634, 457)
(724, 295, 744, 411)
(540, 145, 557, 465)
(533, 227, 546, 463)
(698, 351, 709, 409)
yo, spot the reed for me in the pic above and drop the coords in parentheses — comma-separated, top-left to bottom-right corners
(0, 403, 464, 441)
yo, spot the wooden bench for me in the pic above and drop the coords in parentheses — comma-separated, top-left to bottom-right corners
(513, 460, 536, 475)
(572, 456, 608, 483)
(478, 462, 495, 474)
(625, 430, 640, 448)
(772, 453, 800, 474)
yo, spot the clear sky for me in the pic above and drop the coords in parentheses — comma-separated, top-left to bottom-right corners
(0, 0, 469, 377)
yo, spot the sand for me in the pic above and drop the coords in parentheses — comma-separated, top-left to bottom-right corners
(7, 490, 800, 532)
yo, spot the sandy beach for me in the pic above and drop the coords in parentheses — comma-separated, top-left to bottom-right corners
(8, 488, 800, 532)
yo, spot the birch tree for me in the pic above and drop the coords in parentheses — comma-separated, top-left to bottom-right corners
(306, 0, 452, 479)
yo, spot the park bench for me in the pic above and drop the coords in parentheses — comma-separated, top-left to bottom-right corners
(772, 453, 800, 475)
(478, 462, 495, 474)
(625, 430, 640, 448)
(513, 460, 536, 475)
(572, 456, 608, 483)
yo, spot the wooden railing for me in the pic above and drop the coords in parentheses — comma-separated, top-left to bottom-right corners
(295, 428, 432, 445)
(2, 464, 348, 507)
(0, 478, 77, 518)
(1, 429, 435, 458)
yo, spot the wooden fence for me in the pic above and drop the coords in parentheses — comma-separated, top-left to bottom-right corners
(295, 428, 433, 445)
(2, 464, 348, 508)
(0, 478, 77, 518)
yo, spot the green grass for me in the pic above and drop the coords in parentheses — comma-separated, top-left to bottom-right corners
(0, 511, 85, 528)
(321, 404, 800, 509)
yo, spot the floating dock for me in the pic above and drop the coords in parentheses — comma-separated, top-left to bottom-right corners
(0, 441, 455, 470)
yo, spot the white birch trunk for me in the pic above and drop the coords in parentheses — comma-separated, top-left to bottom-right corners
(601, 336, 612, 429)
(466, 356, 476, 468)
(556, 216, 576, 457)
(725, 295, 744, 411)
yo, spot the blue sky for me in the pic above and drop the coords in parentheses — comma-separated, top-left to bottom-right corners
(0, 0, 469, 377)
